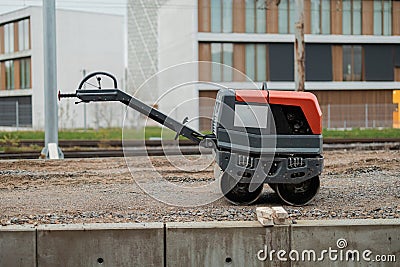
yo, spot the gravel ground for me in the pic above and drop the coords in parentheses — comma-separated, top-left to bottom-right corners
(0, 150, 399, 225)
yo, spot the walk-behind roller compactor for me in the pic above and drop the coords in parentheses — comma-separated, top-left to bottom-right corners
(60, 72, 323, 206)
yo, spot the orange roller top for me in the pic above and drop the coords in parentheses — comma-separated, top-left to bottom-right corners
(235, 90, 322, 134)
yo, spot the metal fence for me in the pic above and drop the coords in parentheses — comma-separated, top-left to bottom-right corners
(200, 103, 398, 131)
(0, 100, 397, 130)
(0, 101, 32, 128)
(321, 104, 397, 129)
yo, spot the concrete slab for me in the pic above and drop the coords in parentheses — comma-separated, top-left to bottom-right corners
(0, 225, 36, 267)
(166, 221, 290, 267)
(37, 223, 164, 267)
(2, 219, 399, 266)
(291, 219, 400, 267)
(294, 219, 400, 226)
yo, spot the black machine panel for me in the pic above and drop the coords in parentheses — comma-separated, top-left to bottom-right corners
(270, 105, 312, 135)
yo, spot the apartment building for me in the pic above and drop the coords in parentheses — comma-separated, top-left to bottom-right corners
(0, 6, 124, 129)
(127, 0, 400, 130)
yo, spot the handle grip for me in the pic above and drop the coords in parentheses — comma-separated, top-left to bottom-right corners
(58, 91, 77, 101)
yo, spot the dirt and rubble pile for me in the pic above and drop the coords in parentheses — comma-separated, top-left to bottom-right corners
(0, 150, 399, 225)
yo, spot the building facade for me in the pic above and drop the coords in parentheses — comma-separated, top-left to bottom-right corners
(127, 0, 400, 130)
(0, 7, 125, 130)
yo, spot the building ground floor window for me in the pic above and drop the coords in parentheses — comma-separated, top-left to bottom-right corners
(0, 96, 32, 127)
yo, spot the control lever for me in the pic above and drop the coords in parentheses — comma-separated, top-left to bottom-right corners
(174, 117, 189, 140)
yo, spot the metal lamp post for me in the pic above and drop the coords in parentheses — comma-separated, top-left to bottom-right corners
(41, 0, 63, 159)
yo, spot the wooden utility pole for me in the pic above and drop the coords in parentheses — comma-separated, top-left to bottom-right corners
(294, 0, 305, 92)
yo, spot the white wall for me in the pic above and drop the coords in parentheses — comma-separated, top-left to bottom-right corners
(30, 7, 44, 130)
(55, 9, 125, 129)
(157, 0, 199, 130)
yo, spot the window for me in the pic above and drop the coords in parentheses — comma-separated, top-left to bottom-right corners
(2, 19, 29, 54)
(211, 43, 233, 81)
(374, 0, 392, 35)
(211, 0, 232, 33)
(20, 58, 31, 89)
(310, 0, 330, 34)
(278, 0, 295, 34)
(342, 0, 362, 35)
(306, 44, 332, 81)
(245, 44, 267, 81)
(204, 42, 295, 82)
(269, 43, 294, 81)
(5, 60, 15, 90)
(18, 19, 30, 51)
(364, 44, 394, 81)
(4, 23, 14, 53)
(245, 0, 266, 33)
(234, 104, 268, 129)
(211, 0, 221, 32)
(0, 96, 32, 127)
(343, 45, 362, 81)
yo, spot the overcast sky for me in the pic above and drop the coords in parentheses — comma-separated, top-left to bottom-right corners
(0, 0, 126, 15)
